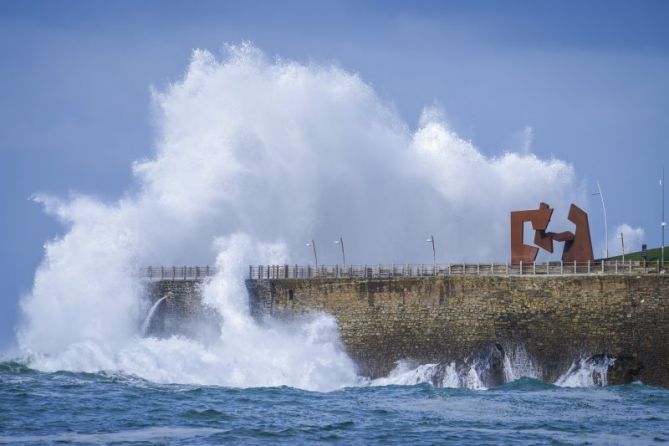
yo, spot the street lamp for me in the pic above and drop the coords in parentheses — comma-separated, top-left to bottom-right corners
(661, 168, 666, 268)
(334, 237, 346, 266)
(306, 240, 318, 268)
(426, 235, 436, 275)
(593, 180, 609, 259)
(618, 232, 625, 262)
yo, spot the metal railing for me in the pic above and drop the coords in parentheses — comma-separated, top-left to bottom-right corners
(138, 261, 667, 281)
(248, 260, 667, 280)
(140, 266, 218, 281)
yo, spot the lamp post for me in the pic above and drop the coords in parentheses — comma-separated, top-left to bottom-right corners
(426, 235, 436, 275)
(619, 232, 625, 262)
(593, 180, 609, 259)
(662, 168, 666, 268)
(306, 240, 318, 268)
(334, 237, 346, 266)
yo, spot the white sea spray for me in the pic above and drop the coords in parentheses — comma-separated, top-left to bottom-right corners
(18, 43, 581, 391)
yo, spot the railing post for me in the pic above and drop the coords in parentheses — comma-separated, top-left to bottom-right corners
(533, 262, 536, 275)
(629, 260, 632, 273)
(615, 260, 618, 274)
(573, 260, 576, 274)
(560, 261, 563, 275)
(602, 260, 604, 274)
(520, 261, 523, 276)
(588, 260, 590, 274)
(506, 263, 509, 275)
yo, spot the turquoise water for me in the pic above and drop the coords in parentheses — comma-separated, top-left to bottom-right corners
(1, 362, 668, 445)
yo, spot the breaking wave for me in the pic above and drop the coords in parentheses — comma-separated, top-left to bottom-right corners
(16, 43, 582, 391)
(555, 356, 616, 387)
(371, 349, 614, 390)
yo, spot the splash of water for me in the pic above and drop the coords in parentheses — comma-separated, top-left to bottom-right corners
(503, 345, 541, 382)
(23, 235, 359, 391)
(370, 361, 441, 387)
(370, 346, 613, 389)
(441, 362, 460, 388)
(371, 360, 489, 390)
(17, 43, 582, 391)
(555, 356, 616, 387)
(462, 363, 487, 390)
(141, 296, 168, 336)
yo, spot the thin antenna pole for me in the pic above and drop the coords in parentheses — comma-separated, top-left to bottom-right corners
(593, 181, 609, 258)
(620, 232, 625, 262)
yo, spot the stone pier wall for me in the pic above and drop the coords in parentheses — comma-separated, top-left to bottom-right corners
(245, 275, 669, 387)
(145, 280, 220, 341)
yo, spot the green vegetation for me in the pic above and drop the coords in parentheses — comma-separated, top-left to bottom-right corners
(606, 246, 665, 262)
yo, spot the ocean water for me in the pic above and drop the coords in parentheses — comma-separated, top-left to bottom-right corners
(2, 362, 668, 445)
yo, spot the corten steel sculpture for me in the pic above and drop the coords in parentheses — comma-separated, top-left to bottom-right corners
(510, 202, 553, 264)
(510, 202, 594, 264)
(561, 204, 594, 262)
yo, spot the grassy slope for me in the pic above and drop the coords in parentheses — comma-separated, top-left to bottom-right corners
(606, 246, 666, 262)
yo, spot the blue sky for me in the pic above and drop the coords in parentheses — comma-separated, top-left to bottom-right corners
(1, 0, 668, 349)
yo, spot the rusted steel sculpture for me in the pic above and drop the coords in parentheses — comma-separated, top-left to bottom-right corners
(561, 204, 594, 262)
(511, 202, 554, 264)
(511, 202, 594, 264)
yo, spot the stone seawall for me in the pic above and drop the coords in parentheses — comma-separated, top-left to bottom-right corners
(145, 280, 220, 341)
(245, 275, 669, 387)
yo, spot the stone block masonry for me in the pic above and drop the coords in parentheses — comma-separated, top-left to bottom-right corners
(245, 275, 669, 387)
(145, 280, 221, 341)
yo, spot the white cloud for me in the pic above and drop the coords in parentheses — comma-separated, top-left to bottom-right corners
(608, 224, 645, 256)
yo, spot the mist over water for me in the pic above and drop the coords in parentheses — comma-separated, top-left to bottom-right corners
(17, 43, 585, 391)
